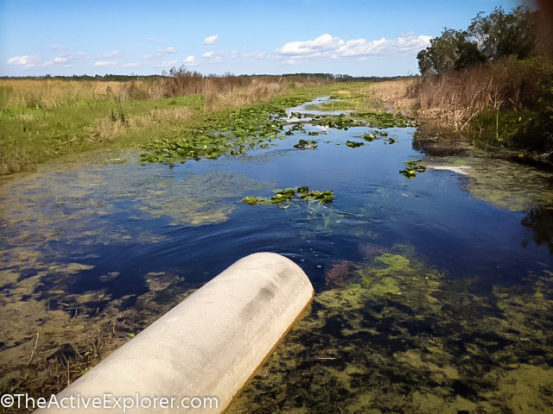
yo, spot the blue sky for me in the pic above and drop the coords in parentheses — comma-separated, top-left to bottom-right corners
(0, 0, 521, 77)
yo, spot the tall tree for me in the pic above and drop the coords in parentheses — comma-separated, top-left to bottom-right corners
(469, 6, 536, 61)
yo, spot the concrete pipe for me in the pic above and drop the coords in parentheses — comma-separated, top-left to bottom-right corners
(35, 252, 314, 413)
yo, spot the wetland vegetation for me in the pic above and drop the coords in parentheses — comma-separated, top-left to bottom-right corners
(2, 5, 553, 413)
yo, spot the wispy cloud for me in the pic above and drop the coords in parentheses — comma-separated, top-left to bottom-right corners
(7, 55, 40, 68)
(184, 55, 199, 66)
(43, 56, 69, 67)
(276, 33, 431, 61)
(203, 35, 219, 45)
(43, 52, 86, 67)
(202, 51, 222, 64)
(149, 37, 165, 44)
(103, 50, 123, 58)
(155, 46, 176, 54)
(93, 60, 117, 67)
(50, 44, 67, 51)
(154, 59, 178, 68)
(121, 62, 140, 68)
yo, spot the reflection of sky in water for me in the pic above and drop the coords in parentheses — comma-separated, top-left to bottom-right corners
(1, 98, 553, 409)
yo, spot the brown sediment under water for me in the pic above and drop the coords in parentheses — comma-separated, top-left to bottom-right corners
(1, 97, 553, 412)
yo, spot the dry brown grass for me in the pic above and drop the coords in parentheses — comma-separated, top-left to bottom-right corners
(88, 107, 192, 142)
(0, 74, 325, 111)
(368, 79, 417, 116)
(162, 72, 327, 111)
(0, 78, 162, 108)
(407, 56, 553, 131)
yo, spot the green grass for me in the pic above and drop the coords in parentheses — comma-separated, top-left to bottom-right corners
(0, 80, 411, 175)
(0, 94, 205, 175)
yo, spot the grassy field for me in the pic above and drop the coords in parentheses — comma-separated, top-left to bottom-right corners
(0, 75, 336, 175)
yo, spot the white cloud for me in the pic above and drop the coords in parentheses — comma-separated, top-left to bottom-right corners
(337, 34, 431, 57)
(202, 51, 214, 58)
(121, 62, 140, 68)
(149, 37, 165, 43)
(156, 46, 176, 54)
(43, 56, 68, 67)
(277, 34, 344, 56)
(93, 60, 117, 67)
(42, 52, 86, 67)
(276, 33, 431, 60)
(103, 50, 123, 58)
(50, 44, 66, 51)
(7, 55, 40, 68)
(184, 55, 199, 66)
(203, 35, 219, 45)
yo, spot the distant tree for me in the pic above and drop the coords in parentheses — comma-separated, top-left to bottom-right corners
(469, 6, 536, 61)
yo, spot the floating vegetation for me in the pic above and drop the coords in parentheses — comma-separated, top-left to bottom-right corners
(355, 111, 417, 128)
(312, 114, 364, 129)
(285, 123, 306, 136)
(363, 132, 376, 141)
(293, 139, 318, 149)
(308, 131, 321, 136)
(241, 186, 334, 207)
(141, 97, 310, 165)
(400, 160, 427, 178)
(311, 111, 416, 131)
(363, 130, 394, 143)
(229, 246, 553, 413)
(345, 140, 364, 148)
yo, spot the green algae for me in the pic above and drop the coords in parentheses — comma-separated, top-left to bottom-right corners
(228, 246, 553, 413)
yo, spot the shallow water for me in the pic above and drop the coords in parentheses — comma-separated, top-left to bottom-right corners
(1, 98, 553, 412)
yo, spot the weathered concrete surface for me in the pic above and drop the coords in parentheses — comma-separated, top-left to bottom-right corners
(36, 252, 313, 413)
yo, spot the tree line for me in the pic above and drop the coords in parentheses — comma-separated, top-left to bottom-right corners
(417, 6, 541, 75)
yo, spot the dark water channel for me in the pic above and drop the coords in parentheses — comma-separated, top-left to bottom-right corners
(1, 97, 553, 412)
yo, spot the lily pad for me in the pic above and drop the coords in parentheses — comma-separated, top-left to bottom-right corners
(294, 139, 318, 149)
(346, 140, 364, 148)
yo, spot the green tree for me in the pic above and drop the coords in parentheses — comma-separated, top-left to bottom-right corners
(417, 29, 484, 75)
(469, 6, 536, 61)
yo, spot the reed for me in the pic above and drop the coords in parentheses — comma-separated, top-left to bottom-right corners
(407, 56, 553, 132)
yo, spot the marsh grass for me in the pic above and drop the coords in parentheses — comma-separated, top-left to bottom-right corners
(407, 56, 553, 133)
(307, 81, 417, 116)
(0, 75, 328, 175)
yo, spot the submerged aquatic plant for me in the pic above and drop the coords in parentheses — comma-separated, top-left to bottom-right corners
(325, 260, 356, 289)
(230, 245, 553, 413)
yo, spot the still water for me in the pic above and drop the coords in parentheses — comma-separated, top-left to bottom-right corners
(1, 98, 552, 412)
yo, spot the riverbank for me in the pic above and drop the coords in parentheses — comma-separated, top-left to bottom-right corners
(404, 57, 553, 169)
(0, 75, 332, 176)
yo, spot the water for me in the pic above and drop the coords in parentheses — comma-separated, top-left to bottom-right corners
(1, 98, 553, 412)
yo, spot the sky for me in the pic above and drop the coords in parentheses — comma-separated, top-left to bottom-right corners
(0, 0, 522, 77)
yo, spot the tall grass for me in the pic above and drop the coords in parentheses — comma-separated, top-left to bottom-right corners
(407, 56, 553, 132)
(0, 74, 327, 175)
